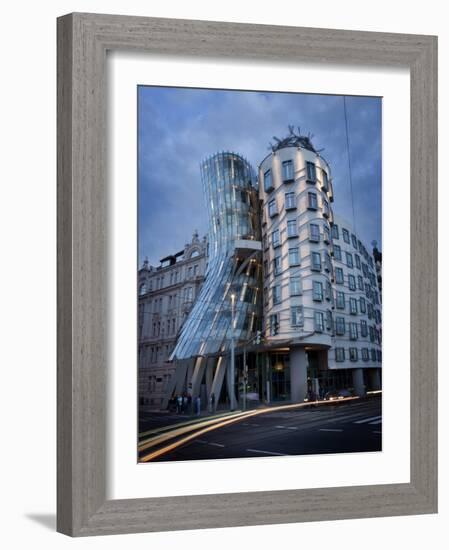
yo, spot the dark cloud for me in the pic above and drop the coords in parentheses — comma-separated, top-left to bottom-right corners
(138, 86, 382, 265)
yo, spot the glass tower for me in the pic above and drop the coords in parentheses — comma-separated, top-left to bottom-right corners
(170, 152, 262, 360)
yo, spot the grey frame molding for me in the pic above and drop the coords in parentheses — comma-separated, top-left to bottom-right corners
(57, 12, 438, 537)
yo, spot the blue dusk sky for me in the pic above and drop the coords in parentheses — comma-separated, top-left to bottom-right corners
(138, 86, 381, 266)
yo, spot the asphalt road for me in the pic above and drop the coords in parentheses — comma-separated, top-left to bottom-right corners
(139, 396, 381, 462)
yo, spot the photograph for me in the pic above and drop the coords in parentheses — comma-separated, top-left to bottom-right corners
(137, 85, 383, 463)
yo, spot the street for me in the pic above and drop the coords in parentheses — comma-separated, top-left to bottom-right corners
(138, 395, 382, 462)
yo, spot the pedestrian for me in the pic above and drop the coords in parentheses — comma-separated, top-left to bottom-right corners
(210, 392, 216, 413)
(176, 394, 182, 414)
(195, 395, 201, 416)
(182, 393, 188, 414)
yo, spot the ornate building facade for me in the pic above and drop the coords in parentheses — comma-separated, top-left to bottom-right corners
(138, 232, 207, 407)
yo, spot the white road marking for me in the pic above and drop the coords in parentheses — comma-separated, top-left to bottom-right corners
(354, 415, 382, 424)
(208, 442, 224, 447)
(287, 426, 298, 430)
(369, 419, 382, 425)
(246, 448, 287, 456)
(275, 425, 287, 429)
(373, 430, 382, 434)
(319, 428, 343, 432)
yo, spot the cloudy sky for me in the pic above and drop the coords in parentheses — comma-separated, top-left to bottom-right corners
(138, 86, 381, 266)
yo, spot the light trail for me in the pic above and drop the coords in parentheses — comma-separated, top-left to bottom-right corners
(139, 396, 361, 462)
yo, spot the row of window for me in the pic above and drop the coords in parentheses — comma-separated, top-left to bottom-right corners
(268, 276, 381, 323)
(267, 191, 330, 218)
(268, 221, 331, 248)
(335, 347, 382, 363)
(332, 223, 374, 268)
(269, 307, 381, 343)
(151, 318, 178, 337)
(138, 263, 202, 296)
(264, 160, 330, 194)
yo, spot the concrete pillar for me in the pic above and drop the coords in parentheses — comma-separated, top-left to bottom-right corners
(205, 359, 213, 398)
(210, 356, 227, 412)
(352, 368, 366, 397)
(161, 359, 188, 409)
(190, 356, 206, 399)
(369, 368, 381, 391)
(290, 347, 308, 402)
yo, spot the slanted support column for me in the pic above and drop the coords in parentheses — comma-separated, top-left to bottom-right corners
(205, 359, 213, 399)
(290, 347, 308, 402)
(352, 368, 366, 397)
(161, 359, 188, 409)
(210, 356, 226, 412)
(190, 356, 206, 399)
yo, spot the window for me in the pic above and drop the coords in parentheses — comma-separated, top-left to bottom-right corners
(268, 198, 278, 217)
(309, 223, 320, 242)
(335, 267, 344, 284)
(335, 316, 345, 335)
(349, 322, 358, 340)
(285, 192, 296, 210)
(326, 310, 333, 331)
(325, 281, 333, 302)
(291, 306, 304, 327)
(335, 347, 345, 362)
(333, 244, 342, 261)
(361, 320, 368, 337)
(312, 280, 323, 301)
(351, 234, 358, 249)
(314, 311, 324, 332)
(324, 252, 332, 272)
(355, 254, 361, 269)
(371, 348, 377, 361)
(322, 199, 330, 218)
(369, 326, 375, 342)
(359, 297, 366, 313)
(349, 348, 358, 362)
(348, 274, 356, 291)
(264, 169, 273, 193)
(270, 313, 279, 336)
(290, 276, 302, 296)
(273, 255, 282, 276)
(306, 161, 316, 182)
(321, 169, 329, 191)
(282, 159, 294, 181)
(362, 348, 369, 361)
(377, 349, 382, 362)
(307, 192, 318, 210)
(358, 275, 364, 291)
(273, 285, 281, 305)
(342, 228, 350, 243)
(336, 291, 345, 309)
(289, 247, 300, 266)
(311, 251, 321, 271)
(349, 297, 358, 315)
(139, 283, 147, 295)
(332, 224, 339, 239)
(272, 229, 280, 248)
(287, 219, 297, 238)
(346, 252, 353, 269)
(323, 225, 330, 244)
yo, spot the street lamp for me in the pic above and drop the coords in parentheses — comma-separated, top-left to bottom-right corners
(230, 293, 236, 411)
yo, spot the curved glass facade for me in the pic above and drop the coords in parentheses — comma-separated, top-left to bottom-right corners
(170, 152, 262, 360)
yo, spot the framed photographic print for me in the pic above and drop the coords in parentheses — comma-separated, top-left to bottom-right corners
(57, 12, 437, 536)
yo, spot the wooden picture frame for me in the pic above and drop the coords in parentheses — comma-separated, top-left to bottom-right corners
(57, 12, 438, 536)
